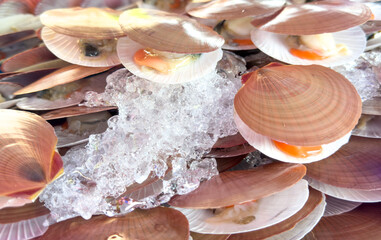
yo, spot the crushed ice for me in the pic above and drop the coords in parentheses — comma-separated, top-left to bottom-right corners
(40, 52, 244, 221)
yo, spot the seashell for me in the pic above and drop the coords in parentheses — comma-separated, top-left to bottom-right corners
(362, 97, 381, 115)
(366, 33, 381, 51)
(16, 93, 84, 111)
(117, 36, 223, 83)
(0, 30, 35, 48)
(1, 46, 58, 73)
(234, 64, 362, 146)
(41, 105, 117, 120)
(228, 187, 325, 240)
(34, 0, 83, 15)
(175, 179, 309, 234)
(82, 0, 135, 9)
(0, 69, 57, 87)
(169, 162, 306, 209)
(252, 1, 372, 35)
(352, 115, 381, 138)
(251, 27, 366, 67)
(303, 203, 381, 240)
(118, 8, 224, 54)
(0, 37, 41, 61)
(0, 201, 50, 240)
(205, 143, 255, 158)
(14, 65, 112, 95)
(366, 2, 381, 21)
(40, 7, 125, 39)
(0, 1, 32, 17)
(306, 136, 381, 191)
(137, 0, 188, 14)
(187, 0, 286, 20)
(305, 175, 381, 202)
(0, 14, 41, 35)
(212, 133, 247, 149)
(0, 196, 32, 209)
(216, 155, 247, 172)
(0, 109, 63, 201)
(0, 82, 22, 99)
(38, 207, 190, 240)
(235, 111, 352, 163)
(191, 232, 230, 240)
(323, 195, 361, 217)
(41, 27, 121, 67)
(362, 20, 381, 34)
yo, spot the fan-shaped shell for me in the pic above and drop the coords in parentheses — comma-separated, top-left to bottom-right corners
(41, 105, 116, 120)
(250, 27, 366, 67)
(303, 203, 381, 240)
(0, 30, 35, 48)
(39, 207, 190, 240)
(0, 109, 63, 200)
(234, 64, 362, 146)
(118, 8, 224, 53)
(169, 162, 306, 209)
(40, 7, 125, 39)
(41, 27, 121, 67)
(324, 195, 361, 217)
(187, 0, 285, 20)
(252, 1, 372, 35)
(228, 188, 324, 240)
(176, 180, 309, 234)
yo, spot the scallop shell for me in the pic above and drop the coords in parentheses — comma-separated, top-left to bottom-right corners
(0, 202, 50, 240)
(228, 188, 325, 240)
(38, 207, 190, 240)
(234, 111, 352, 163)
(0, 109, 63, 200)
(175, 180, 309, 234)
(118, 8, 224, 53)
(205, 143, 255, 158)
(0, 69, 57, 88)
(303, 203, 381, 240)
(234, 64, 362, 146)
(1, 46, 58, 72)
(187, 0, 286, 20)
(323, 195, 361, 217)
(0, 82, 22, 99)
(40, 7, 125, 39)
(212, 133, 247, 149)
(191, 232, 230, 240)
(216, 155, 247, 172)
(362, 97, 381, 116)
(352, 115, 381, 138)
(117, 36, 223, 84)
(41, 105, 117, 121)
(34, 0, 83, 15)
(252, 1, 372, 35)
(0, 30, 35, 48)
(169, 162, 306, 209)
(14, 65, 112, 95)
(16, 94, 84, 111)
(250, 27, 366, 67)
(306, 136, 381, 191)
(0, 14, 41, 35)
(41, 27, 121, 67)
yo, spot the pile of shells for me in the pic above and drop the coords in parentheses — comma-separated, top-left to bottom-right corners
(0, 0, 380, 239)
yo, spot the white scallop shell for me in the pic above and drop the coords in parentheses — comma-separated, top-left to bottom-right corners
(0, 214, 49, 240)
(323, 195, 361, 217)
(176, 180, 309, 234)
(234, 111, 351, 164)
(305, 175, 381, 202)
(117, 36, 223, 84)
(250, 27, 366, 67)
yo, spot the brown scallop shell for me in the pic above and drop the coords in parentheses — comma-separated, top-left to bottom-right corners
(0, 109, 63, 200)
(212, 133, 247, 149)
(234, 64, 362, 146)
(324, 195, 361, 217)
(252, 1, 372, 35)
(228, 187, 324, 240)
(306, 136, 381, 191)
(191, 233, 230, 240)
(169, 162, 306, 209)
(38, 207, 190, 240)
(40, 7, 125, 39)
(187, 0, 286, 20)
(41, 105, 117, 120)
(304, 203, 381, 240)
(118, 8, 224, 53)
(0, 30, 35, 48)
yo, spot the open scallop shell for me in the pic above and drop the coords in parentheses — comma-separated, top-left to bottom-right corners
(40, 7, 124, 39)
(303, 203, 381, 240)
(41, 105, 116, 120)
(234, 111, 352, 163)
(118, 8, 224, 53)
(252, 1, 372, 35)
(305, 175, 381, 202)
(324, 195, 361, 217)
(234, 64, 362, 146)
(0, 109, 63, 201)
(228, 188, 325, 240)
(175, 179, 309, 234)
(187, 0, 285, 20)
(352, 115, 381, 138)
(14, 65, 112, 95)
(306, 136, 381, 191)
(1, 46, 58, 72)
(38, 207, 189, 240)
(169, 162, 306, 209)
(250, 27, 366, 67)
(41, 27, 121, 67)
(117, 37, 223, 84)
(0, 201, 50, 240)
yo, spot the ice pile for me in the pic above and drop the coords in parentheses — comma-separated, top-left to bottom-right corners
(40, 53, 244, 221)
